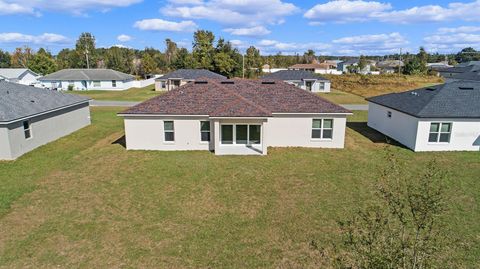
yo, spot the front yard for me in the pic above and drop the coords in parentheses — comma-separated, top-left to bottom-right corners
(0, 107, 478, 268)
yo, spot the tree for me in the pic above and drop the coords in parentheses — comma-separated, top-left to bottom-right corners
(75, 32, 96, 68)
(213, 38, 242, 77)
(141, 53, 157, 77)
(105, 47, 131, 73)
(56, 48, 80, 69)
(303, 49, 316, 64)
(171, 48, 196, 70)
(28, 48, 57, 75)
(10, 46, 33, 68)
(358, 55, 368, 73)
(0, 49, 11, 68)
(455, 47, 480, 63)
(244, 46, 262, 78)
(192, 30, 215, 69)
(335, 149, 451, 268)
(164, 39, 178, 69)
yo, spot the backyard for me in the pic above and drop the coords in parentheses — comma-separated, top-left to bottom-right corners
(71, 84, 161, 101)
(0, 107, 478, 268)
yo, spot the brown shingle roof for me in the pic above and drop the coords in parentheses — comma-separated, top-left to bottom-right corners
(120, 79, 350, 117)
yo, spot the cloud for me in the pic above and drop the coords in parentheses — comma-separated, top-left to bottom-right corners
(0, 0, 142, 16)
(257, 39, 331, 54)
(117, 34, 132, 42)
(133, 18, 198, 32)
(332, 32, 409, 54)
(424, 26, 480, 52)
(305, 0, 480, 24)
(161, 0, 298, 26)
(224, 26, 271, 37)
(437, 26, 480, 34)
(0, 32, 70, 44)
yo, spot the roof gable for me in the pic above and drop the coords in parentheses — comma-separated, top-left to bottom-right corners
(261, 70, 328, 81)
(0, 68, 38, 79)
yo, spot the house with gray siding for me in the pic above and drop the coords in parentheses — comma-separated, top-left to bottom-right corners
(261, 70, 331, 92)
(39, 69, 135, 91)
(0, 81, 91, 160)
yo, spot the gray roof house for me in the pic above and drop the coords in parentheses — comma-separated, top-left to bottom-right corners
(0, 81, 91, 160)
(366, 80, 480, 152)
(261, 70, 331, 92)
(337, 59, 373, 74)
(0, 68, 39, 86)
(39, 69, 135, 91)
(154, 69, 226, 91)
(438, 62, 480, 81)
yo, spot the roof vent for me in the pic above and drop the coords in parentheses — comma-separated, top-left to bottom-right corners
(425, 87, 436, 91)
(261, 81, 275, 85)
(221, 81, 234, 84)
(194, 81, 208, 84)
(459, 87, 474, 90)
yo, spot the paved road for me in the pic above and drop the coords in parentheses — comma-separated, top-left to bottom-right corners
(90, 100, 369, 111)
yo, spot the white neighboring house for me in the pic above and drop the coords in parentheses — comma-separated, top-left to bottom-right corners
(0, 81, 91, 160)
(39, 69, 135, 91)
(155, 69, 226, 91)
(261, 64, 288, 73)
(289, 63, 342, 75)
(261, 70, 331, 93)
(118, 79, 351, 156)
(337, 59, 374, 74)
(367, 81, 480, 152)
(0, 68, 39, 85)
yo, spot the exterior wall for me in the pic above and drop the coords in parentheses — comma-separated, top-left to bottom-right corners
(265, 115, 347, 148)
(154, 79, 190, 91)
(285, 80, 331, 93)
(415, 119, 480, 152)
(367, 102, 419, 150)
(123, 116, 213, 151)
(0, 127, 12, 160)
(1, 103, 90, 160)
(314, 69, 343, 75)
(18, 71, 38, 85)
(41, 79, 133, 91)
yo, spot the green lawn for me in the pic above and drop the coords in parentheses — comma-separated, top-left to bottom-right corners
(70, 84, 162, 101)
(0, 108, 478, 268)
(318, 89, 367, 104)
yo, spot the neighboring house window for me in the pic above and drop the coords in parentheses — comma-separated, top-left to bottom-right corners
(319, 82, 325, 90)
(312, 119, 334, 139)
(112, 80, 117, 87)
(23, 121, 32, 139)
(200, 121, 211, 142)
(164, 121, 175, 142)
(387, 111, 392, 118)
(429, 122, 451, 143)
(161, 81, 166, 89)
(93, 81, 101, 87)
(221, 124, 262, 145)
(305, 81, 313, 91)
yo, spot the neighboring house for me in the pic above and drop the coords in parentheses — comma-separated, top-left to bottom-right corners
(438, 61, 480, 79)
(118, 79, 351, 155)
(0, 81, 91, 160)
(0, 68, 39, 85)
(289, 63, 342, 75)
(377, 60, 404, 74)
(260, 70, 331, 92)
(261, 64, 288, 74)
(155, 69, 226, 91)
(367, 81, 480, 152)
(337, 59, 373, 74)
(446, 70, 480, 82)
(39, 69, 135, 91)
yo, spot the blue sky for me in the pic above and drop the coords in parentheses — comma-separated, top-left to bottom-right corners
(0, 0, 479, 55)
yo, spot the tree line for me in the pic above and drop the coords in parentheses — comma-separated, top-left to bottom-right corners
(0, 30, 479, 78)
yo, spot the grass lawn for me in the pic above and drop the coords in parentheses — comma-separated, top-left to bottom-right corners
(317, 89, 367, 104)
(0, 107, 478, 268)
(70, 84, 162, 101)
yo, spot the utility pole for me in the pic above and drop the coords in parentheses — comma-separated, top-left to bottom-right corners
(398, 48, 402, 75)
(242, 53, 245, 79)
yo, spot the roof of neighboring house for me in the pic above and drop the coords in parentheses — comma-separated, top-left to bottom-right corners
(367, 80, 480, 118)
(0, 81, 90, 123)
(450, 70, 480, 81)
(0, 68, 38, 79)
(260, 70, 328, 81)
(457, 61, 480, 67)
(39, 69, 135, 81)
(289, 63, 335, 70)
(156, 69, 226, 80)
(438, 64, 478, 74)
(377, 60, 405, 68)
(120, 79, 350, 117)
(340, 59, 359, 65)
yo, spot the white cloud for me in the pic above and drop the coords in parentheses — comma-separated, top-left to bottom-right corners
(305, 0, 480, 24)
(257, 39, 331, 54)
(332, 32, 409, 54)
(161, 0, 298, 26)
(0, 32, 70, 44)
(224, 26, 271, 37)
(117, 34, 132, 42)
(424, 26, 480, 52)
(133, 18, 198, 32)
(437, 26, 480, 34)
(0, 0, 37, 15)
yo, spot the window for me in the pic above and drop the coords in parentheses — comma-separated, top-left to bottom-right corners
(93, 81, 101, 87)
(428, 122, 451, 143)
(161, 81, 166, 89)
(305, 81, 313, 91)
(221, 124, 261, 145)
(68, 81, 74, 86)
(200, 121, 211, 142)
(312, 119, 333, 139)
(164, 121, 174, 142)
(387, 111, 392, 118)
(319, 82, 325, 90)
(23, 121, 31, 139)
(112, 80, 117, 87)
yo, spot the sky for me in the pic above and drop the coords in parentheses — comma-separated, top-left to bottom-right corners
(0, 0, 479, 56)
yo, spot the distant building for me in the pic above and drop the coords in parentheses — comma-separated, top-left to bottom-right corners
(0, 68, 39, 86)
(39, 69, 135, 91)
(0, 81, 91, 160)
(154, 69, 226, 91)
(261, 64, 288, 74)
(289, 62, 342, 75)
(337, 59, 373, 74)
(377, 60, 404, 74)
(437, 61, 480, 80)
(261, 70, 331, 92)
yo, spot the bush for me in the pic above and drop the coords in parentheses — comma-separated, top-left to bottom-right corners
(67, 85, 74, 91)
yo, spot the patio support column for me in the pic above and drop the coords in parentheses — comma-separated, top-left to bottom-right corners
(262, 121, 267, 155)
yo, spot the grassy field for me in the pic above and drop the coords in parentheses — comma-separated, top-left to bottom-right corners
(0, 107, 478, 268)
(317, 89, 367, 104)
(71, 84, 161, 101)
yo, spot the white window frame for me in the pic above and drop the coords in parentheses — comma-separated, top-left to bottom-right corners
(311, 119, 334, 140)
(220, 123, 262, 145)
(163, 121, 175, 143)
(23, 120, 32, 140)
(200, 121, 211, 143)
(428, 122, 452, 144)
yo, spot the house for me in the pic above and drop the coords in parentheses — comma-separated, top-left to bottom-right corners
(155, 69, 226, 91)
(337, 59, 373, 74)
(261, 64, 288, 74)
(289, 62, 342, 75)
(260, 70, 331, 92)
(0, 68, 39, 86)
(0, 81, 91, 160)
(437, 61, 480, 80)
(39, 69, 135, 91)
(367, 81, 480, 152)
(447, 70, 480, 82)
(118, 78, 351, 155)
(377, 60, 404, 74)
